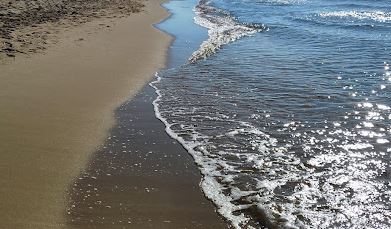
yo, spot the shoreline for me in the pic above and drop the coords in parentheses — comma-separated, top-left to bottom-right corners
(0, 0, 173, 227)
(66, 0, 227, 227)
(66, 86, 227, 228)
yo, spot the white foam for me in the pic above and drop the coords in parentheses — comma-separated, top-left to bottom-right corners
(319, 11, 391, 23)
(248, 0, 306, 5)
(150, 73, 250, 228)
(189, 0, 267, 62)
(150, 69, 391, 228)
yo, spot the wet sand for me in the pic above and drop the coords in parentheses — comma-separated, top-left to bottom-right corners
(66, 86, 227, 228)
(0, 0, 172, 227)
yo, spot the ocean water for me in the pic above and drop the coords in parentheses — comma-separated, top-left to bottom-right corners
(152, 0, 391, 228)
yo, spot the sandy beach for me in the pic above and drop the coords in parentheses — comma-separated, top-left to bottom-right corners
(0, 0, 204, 227)
(0, 0, 144, 59)
(4, 0, 386, 228)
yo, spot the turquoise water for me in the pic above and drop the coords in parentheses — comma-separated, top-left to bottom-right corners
(154, 0, 391, 228)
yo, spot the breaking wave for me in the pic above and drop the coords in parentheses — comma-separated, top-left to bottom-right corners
(319, 11, 391, 23)
(189, 0, 267, 63)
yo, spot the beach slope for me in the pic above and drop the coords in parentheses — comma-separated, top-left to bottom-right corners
(0, 0, 171, 227)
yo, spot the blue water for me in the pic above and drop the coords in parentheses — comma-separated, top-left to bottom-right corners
(153, 0, 391, 228)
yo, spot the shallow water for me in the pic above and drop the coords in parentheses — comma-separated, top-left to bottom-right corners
(154, 0, 391, 228)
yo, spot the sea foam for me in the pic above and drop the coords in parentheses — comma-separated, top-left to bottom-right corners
(150, 73, 252, 228)
(319, 11, 391, 23)
(189, 0, 267, 63)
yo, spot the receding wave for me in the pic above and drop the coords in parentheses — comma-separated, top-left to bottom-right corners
(150, 72, 278, 228)
(189, 0, 267, 63)
(319, 11, 391, 23)
(150, 61, 391, 228)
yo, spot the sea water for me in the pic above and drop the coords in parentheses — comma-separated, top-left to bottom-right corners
(152, 0, 391, 228)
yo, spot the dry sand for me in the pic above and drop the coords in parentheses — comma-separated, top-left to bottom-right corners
(0, 0, 144, 58)
(0, 0, 172, 228)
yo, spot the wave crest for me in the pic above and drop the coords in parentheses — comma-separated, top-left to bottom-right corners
(319, 11, 391, 23)
(189, 0, 267, 63)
